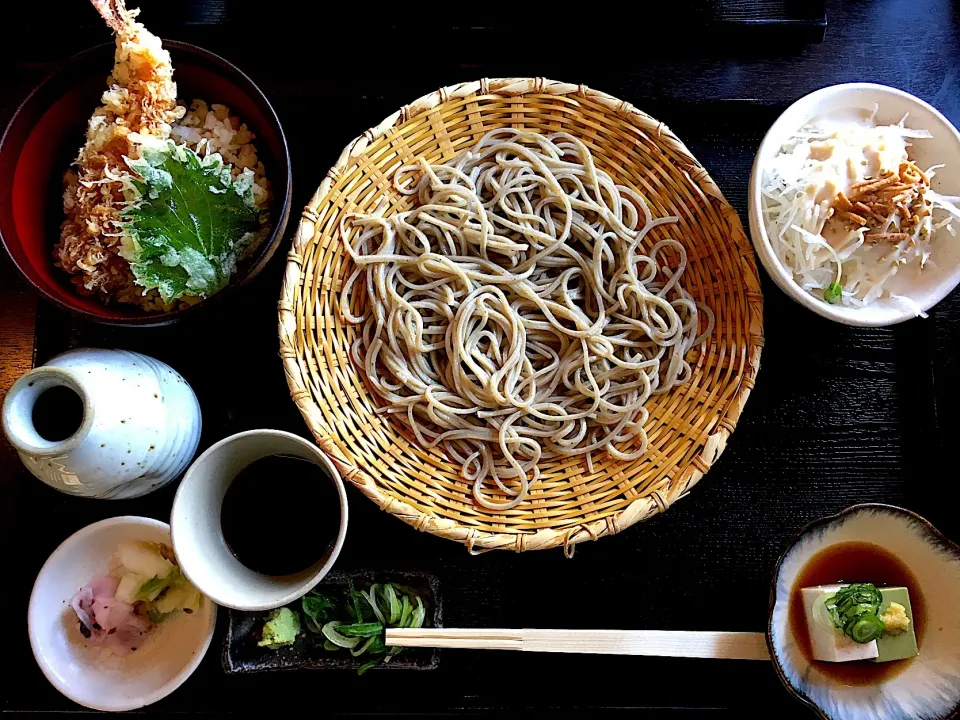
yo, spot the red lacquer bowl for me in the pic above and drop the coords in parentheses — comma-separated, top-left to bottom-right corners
(0, 41, 291, 326)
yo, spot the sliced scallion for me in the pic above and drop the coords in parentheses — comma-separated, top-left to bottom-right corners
(411, 597, 425, 629)
(399, 595, 413, 628)
(850, 614, 885, 643)
(382, 584, 401, 625)
(351, 636, 378, 657)
(813, 594, 844, 636)
(338, 622, 384, 638)
(296, 581, 427, 674)
(321, 621, 360, 649)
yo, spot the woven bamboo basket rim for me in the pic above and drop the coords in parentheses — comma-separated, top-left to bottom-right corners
(278, 77, 764, 554)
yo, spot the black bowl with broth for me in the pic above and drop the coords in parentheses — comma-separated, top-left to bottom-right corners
(767, 503, 960, 720)
(220, 454, 340, 577)
(787, 540, 927, 686)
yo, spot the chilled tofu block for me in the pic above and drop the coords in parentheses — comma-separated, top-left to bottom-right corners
(802, 584, 879, 661)
(873, 587, 919, 663)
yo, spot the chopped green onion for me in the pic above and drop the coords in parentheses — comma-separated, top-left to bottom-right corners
(411, 597, 425, 629)
(350, 636, 379, 657)
(321, 621, 360, 649)
(843, 602, 879, 622)
(850, 614, 885, 643)
(347, 582, 366, 624)
(338, 622, 384, 638)
(825, 583, 885, 643)
(813, 594, 844, 636)
(292, 581, 427, 674)
(302, 591, 336, 628)
(357, 659, 379, 675)
(824, 282, 843, 304)
(399, 595, 413, 628)
(381, 584, 401, 625)
(362, 585, 386, 624)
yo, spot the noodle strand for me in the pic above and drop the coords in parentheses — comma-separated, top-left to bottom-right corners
(340, 129, 713, 510)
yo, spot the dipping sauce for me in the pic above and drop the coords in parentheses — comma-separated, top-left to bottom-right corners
(32, 385, 84, 442)
(220, 455, 340, 576)
(788, 541, 926, 686)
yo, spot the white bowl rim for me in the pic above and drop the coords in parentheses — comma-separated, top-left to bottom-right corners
(170, 428, 349, 612)
(748, 82, 960, 327)
(764, 502, 960, 720)
(27, 515, 217, 712)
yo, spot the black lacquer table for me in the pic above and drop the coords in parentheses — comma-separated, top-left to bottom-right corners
(2, 1, 958, 715)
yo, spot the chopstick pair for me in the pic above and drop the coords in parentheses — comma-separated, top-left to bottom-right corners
(386, 628, 770, 660)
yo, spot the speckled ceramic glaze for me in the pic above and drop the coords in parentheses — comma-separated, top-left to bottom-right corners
(1, 348, 201, 499)
(768, 504, 960, 720)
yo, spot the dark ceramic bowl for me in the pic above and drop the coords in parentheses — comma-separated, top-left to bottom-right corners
(0, 41, 291, 326)
(767, 504, 960, 720)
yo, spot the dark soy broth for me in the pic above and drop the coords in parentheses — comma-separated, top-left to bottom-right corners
(788, 541, 926, 686)
(32, 386, 83, 442)
(220, 455, 340, 576)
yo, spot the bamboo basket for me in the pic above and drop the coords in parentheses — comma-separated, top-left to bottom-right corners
(279, 78, 763, 554)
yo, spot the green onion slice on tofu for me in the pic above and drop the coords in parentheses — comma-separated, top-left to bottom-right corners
(813, 594, 845, 636)
(849, 613, 885, 643)
(825, 583, 885, 643)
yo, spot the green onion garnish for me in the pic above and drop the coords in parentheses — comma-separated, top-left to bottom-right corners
(825, 583, 885, 643)
(338, 622, 384, 638)
(824, 282, 843, 304)
(849, 614, 885, 643)
(300, 583, 426, 674)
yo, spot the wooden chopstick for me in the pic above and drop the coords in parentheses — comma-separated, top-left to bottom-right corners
(386, 628, 770, 660)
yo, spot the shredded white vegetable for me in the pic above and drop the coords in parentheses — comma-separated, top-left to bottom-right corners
(760, 108, 960, 312)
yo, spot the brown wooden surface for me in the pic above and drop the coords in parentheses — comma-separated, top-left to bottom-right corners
(0, 261, 36, 534)
(0, 266, 36, 401)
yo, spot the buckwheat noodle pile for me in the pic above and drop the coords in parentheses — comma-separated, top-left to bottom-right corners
(339, 129, 713, 510)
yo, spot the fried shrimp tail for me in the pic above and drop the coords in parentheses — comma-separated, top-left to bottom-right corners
(56, 2, 185, 302)
(89, 0, 127, 33)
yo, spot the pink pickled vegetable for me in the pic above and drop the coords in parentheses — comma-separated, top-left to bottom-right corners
(70, 575, 152, 655)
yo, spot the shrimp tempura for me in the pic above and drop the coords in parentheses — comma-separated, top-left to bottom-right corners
(57, 0, 185, 300)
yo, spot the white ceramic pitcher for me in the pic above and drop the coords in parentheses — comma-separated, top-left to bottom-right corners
(1, 348, 202, 499)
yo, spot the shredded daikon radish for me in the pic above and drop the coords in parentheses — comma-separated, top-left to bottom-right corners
(760, 110, 960, 312)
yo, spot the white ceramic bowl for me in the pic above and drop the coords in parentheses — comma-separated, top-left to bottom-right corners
(28, 516, 216, 712)
(748, 83, 960, 326)
(170, 429, 348, 611)
(768, 504, 960, 720)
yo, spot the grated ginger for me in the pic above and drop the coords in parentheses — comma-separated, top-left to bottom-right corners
(880, 602, 911, 635)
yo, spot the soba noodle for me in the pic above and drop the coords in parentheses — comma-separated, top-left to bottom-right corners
(339, 129, 712, 510)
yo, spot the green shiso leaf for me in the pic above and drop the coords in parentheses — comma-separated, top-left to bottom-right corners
(121, 139, 262, 302)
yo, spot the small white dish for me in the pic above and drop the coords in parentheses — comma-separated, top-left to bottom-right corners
(768, 504, 960, 720)
(28, 516, 216, 712)
(748, 83, 960, 326)
(170, 429, 348, 611)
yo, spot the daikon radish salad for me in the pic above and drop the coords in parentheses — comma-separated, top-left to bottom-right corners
(759, 106, 960, 314)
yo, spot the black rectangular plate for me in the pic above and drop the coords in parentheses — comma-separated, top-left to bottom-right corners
(223, 570, 441, 673)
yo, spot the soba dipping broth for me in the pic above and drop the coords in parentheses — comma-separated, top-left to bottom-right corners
(219, 455, 340, 576)
(789, 541, 926, 686)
